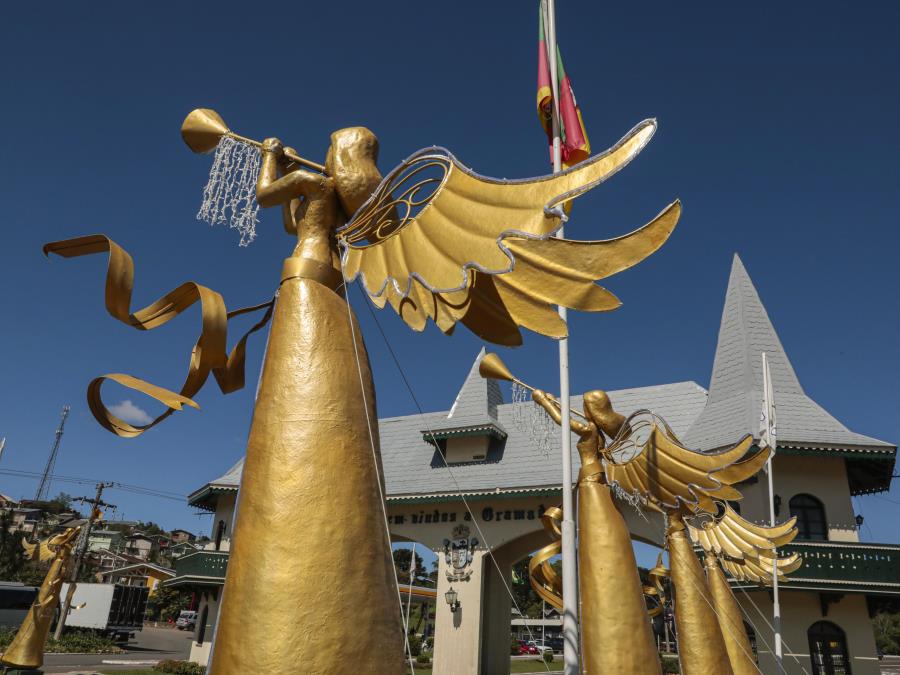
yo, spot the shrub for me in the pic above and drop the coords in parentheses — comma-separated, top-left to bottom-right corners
(542, 650, 553, 665)
(155, 660, 206, 675)
(660, 654, 681, 673)
(406, 633, 422, 657)
(47, 628, 123, 654)
(416, 652, 431, 665)
(510, 635, 520, 655)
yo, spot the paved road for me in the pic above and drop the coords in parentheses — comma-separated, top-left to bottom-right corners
(881, 655, 900, 675)
(42, 626, 192, 673)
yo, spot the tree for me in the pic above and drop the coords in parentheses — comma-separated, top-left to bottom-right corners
(393, 548, 426, 585)
(146, 585, 193, 622)
(511, 555, 544, 618)
(0, 513, 27, 581)
(873, 612, 900, 655)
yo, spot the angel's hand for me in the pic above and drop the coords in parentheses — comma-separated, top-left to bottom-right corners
(261, 137, 284, 157)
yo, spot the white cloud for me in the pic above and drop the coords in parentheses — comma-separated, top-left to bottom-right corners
(108, 399, 153, 425)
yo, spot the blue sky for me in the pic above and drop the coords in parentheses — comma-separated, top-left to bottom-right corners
(0, 0, 898, 573)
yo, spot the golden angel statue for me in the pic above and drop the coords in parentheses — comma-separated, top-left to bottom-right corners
(43, 109, 678, 673)
(1, 527, 80, 670)
(480, 352, 800, 675)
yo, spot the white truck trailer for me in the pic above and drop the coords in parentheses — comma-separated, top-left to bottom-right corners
(60, 582, 149, 640)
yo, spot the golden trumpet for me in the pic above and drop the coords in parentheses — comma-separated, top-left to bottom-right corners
(181, 108, 327, 174)
(479, 352, 587, 420)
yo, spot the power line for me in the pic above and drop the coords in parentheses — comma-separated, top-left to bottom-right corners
(0, 468, 187, 502)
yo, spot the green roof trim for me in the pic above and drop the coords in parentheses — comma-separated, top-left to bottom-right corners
(422, 424, 507, 446)
(387, 487, 562, 504)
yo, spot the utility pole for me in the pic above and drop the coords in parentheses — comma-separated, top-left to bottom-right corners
(54, 481, 115, 639)
(35, 406, 70, 502)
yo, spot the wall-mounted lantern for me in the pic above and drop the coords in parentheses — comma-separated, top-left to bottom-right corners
(773, 494, 782, 517)
(445, 586, 460, 613)
(855, 514, 865, 529)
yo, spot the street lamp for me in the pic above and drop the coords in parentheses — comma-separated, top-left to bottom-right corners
(445, 586, 459, 613)
(855, 514, 865, 529)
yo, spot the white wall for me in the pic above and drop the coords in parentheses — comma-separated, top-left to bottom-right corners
(736, 455, 859, 542)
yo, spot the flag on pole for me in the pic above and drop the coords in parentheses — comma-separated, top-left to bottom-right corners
(537, 4, 590, 169)
(760, 352, 777, 453)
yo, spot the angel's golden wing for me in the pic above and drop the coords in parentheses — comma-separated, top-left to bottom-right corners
(603, 412, 767, 514)
(22, 536, 57, 563)
(720, 553, 802, 585)
(687, 504, 798, 561)
(339, 120, 679, 345)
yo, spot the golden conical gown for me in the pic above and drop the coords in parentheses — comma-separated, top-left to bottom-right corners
(208, 266, 405, 674)
(705, 556, 758, 675)
(667, 520, 734, 675)
(578, 477, 662, 674)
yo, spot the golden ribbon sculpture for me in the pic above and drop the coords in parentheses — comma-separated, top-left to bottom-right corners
(1, 527, 80, 670)
(46, 108, 679, 673)
(481, 353, 793, 675)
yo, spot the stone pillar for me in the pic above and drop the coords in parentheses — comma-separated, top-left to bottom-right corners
(432, 550, 486, 675)
(479, 552, 514, 675)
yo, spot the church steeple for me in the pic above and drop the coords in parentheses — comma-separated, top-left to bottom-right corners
(684, 255, 891, 454)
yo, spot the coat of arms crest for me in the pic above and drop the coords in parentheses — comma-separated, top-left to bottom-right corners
(443, 524, 478, 582)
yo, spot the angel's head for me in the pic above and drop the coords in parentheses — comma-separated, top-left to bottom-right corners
(582, 390, 627, 439)
(326, 127, 384, 219)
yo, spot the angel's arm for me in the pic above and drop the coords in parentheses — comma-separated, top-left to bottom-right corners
(256, 138, 326, 208)
(533, 390, 592, 435)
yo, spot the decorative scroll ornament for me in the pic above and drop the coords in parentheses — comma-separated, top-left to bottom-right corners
(442, 524, 479, 582)
(643, 553, 670, 618)
(528, 506, 564, 611)
(42, 235, 274, 438)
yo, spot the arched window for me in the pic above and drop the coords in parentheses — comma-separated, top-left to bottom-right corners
(214, 520, 227, 551)
(808, 621, 851, 675)
(790, 494, 827, 541)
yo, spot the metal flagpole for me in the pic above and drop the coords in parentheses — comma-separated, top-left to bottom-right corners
(542, 1, 579, 672)
(761, 352, 783, 671)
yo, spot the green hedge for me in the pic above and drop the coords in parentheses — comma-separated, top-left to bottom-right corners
(0, 627, 123, 654)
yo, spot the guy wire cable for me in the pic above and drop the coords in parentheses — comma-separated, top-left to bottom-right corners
(356, 280, 554, 670)
(340, 278, 417, 675)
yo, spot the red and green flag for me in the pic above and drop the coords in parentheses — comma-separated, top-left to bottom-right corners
(537, 5, 591, 169)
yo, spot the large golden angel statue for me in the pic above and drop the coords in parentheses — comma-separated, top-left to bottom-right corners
(43, 110, 677, 673)
(1, 527, 80, 671)
(480, 353, 802, 675)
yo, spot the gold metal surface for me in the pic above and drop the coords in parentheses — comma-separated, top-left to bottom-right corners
(340, 120, 679, 345)
(1, 528, 80, 669)
(528, 506, 564, 611)
(43, 235, 272, 437)
(704, 555, 759, 675)
(529, 384, 661, 674)
(209, 275, 404, 674)
(643, 553, 669, 618)
(199, 127, 403, 673)
(181, 108, 327, 173)
(667, 517, 734, 675)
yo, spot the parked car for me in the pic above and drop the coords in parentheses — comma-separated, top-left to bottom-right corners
(516, 640, 539, 655)
(527, 640, 554, 654)
(175, 610, 197, 630)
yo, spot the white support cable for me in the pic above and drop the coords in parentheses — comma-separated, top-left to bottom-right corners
(340, 280, 417, 675)
(355, 281, 552, 671)
(731, 582, 811, 675)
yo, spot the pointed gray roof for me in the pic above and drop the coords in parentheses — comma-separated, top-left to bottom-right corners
(684, 255, 893, 455)
(428, 349, 506, 437)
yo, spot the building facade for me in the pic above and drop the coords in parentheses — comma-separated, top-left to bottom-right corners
(166, 255, 898, 674)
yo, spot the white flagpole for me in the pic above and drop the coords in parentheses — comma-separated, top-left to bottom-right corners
(761, 352, 783, 671)
(543, 1, 579, 673)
